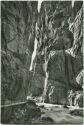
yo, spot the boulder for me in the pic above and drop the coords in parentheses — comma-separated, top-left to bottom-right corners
(70, 109, 83, 117)
(1, 99, 41, 124)
(41, 116, 54, 123)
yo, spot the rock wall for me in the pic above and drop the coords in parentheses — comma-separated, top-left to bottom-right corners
(1, 1, 83, 105)
(1, 1, 38, 104)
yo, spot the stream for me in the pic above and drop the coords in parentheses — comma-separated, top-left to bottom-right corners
(33, 103, 83, 124)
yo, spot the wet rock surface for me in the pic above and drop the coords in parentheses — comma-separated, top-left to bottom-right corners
(68, 90, 83, 107)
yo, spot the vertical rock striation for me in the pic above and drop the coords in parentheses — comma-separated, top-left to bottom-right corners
(1, 1, 83, 106)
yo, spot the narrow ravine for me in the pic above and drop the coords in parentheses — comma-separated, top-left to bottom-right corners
(1, 1, 83, 124)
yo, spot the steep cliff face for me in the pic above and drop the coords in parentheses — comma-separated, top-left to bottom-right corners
(1, 1, 38, 104)
(1, 1, 83, 105)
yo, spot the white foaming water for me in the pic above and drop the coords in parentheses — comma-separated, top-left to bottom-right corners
(42, 70, 49, 103)
(76, 69, 84, 84)
(29, 0, 43, 71)
(42, 48, 50, 103)
(29, 38, 38, 71)
(38, 0, 43, 13)
(72, 0, 75, 8)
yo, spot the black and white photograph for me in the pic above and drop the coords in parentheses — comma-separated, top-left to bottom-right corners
(1, 0, 83, 124)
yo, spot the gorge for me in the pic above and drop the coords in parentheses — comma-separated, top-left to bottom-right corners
(1, 1, 83, 124)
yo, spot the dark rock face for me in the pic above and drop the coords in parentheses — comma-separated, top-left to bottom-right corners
(1, 0, 83, 109)
(45, 50, 83, 104)
(48, 50, 66, 83)
(1, 1, 38, 103)
(29, 73, 44, 96)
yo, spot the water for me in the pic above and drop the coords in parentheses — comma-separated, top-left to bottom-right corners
(38, 0, 43, 13)
(29, 37, 38, 71)
(42, 56, 49, 103)
(29, 1, 49, 102)
(43, 72, 49, 103)
(72, 0, 75, 8)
